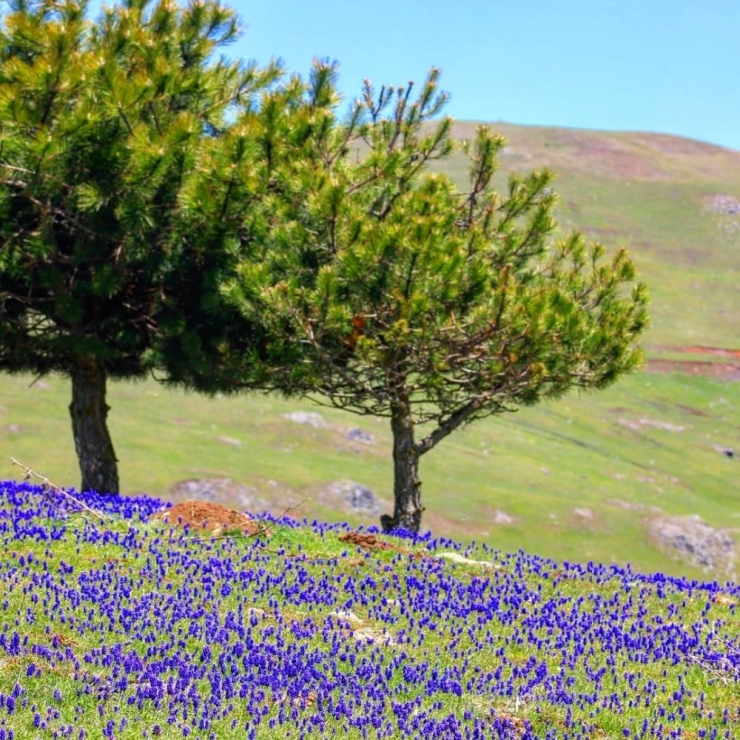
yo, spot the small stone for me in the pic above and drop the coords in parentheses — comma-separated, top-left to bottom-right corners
(347, 427, 373, 443)
(573, 507, 594, 520)
(218, 436, 243, 447)
(490, 509, 514, 525)
(329, 609, 363, 625)
(353, 628, 395, 645)
(283, 411, 326, 428)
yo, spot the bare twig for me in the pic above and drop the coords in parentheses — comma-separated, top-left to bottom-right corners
(11, 458, 108, 522)
(255, 498, 310, 539)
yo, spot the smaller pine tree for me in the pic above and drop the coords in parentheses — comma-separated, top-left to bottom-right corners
(215, 67, 649, 533)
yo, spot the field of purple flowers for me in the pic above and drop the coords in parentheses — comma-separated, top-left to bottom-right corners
(0, 479, 738, 739)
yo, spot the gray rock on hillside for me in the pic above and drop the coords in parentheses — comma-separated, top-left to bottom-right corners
(706, 194, 740, 215)
(318, 480, 384, 517)
(283, 411, 327, 428)
(648, 514, 736, 577)
(346, 427, 373, 443)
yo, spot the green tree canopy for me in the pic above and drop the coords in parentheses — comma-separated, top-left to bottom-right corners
(0, 0, 282, 493)
(215, 68, 650, 533)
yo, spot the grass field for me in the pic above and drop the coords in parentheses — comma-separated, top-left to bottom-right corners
(1, 122, 739, 580)
(0, 122, 739, 738)
(438, 122, 740, 350)
(0, 481, 737, 738)
(2, 366, 738, 580)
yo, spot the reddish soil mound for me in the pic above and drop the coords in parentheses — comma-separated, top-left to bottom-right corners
(149, 499, 261, 536)
(338, 531, 400, 552)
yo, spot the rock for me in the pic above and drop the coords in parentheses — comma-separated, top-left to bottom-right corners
(353, 627, 395, 645)
(218, 436, 243, 447)
(435, 552, 502, 569)
(573, 507, 595, 520)
(329, 609, 363, 625)
(490, 509, 514, 525)
(647, 514, 736, 576)
(283, 411, 326, 428)
(706, 194, 740, 215)
(319, 480, 384, 517)
(347, 427, 373, 443)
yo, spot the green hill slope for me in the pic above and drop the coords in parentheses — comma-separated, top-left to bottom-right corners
(438, 122, 740, 350)
(1, 122, 738, 579)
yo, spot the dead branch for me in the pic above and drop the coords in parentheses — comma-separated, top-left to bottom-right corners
(10, 458, 108, 522)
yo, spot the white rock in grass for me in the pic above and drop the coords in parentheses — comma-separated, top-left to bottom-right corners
(435, 552, 502, 569)
(329, 609, 363, 625)
(353, 628, 396, 645)
(283, 411, 327, 428)
(490, 509, 514, 525)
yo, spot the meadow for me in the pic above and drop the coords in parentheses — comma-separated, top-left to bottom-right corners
(0, 479, 737, 739)
(2, 122, 739, 578)
(2, 365, 738, 580)
(0, 123, 738, 738)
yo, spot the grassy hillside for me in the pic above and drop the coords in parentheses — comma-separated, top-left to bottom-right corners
(2, 368, 737, 580)
(439, 122, 740, 350)
(0, 481, 737, 738)
(1, 123, 739, 579)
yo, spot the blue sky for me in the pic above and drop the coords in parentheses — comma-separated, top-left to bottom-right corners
(90, 0, 740, 150)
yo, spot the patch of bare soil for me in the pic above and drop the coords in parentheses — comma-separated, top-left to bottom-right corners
(149, 499, 262, 536)
(338, 531, 400, 552)
(645, 346, 740, 380)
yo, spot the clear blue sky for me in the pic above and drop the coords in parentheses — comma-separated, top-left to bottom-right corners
(93, 0, 740, 150)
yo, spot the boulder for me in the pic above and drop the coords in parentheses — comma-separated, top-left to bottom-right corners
(647, 514, 736, 577)
(318, 480, 384, 517)
(283, 411, 326, 428)
(346, 427, 373, 443)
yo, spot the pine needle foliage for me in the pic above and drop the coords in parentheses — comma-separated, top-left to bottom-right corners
(0, 0, 280, 492)
(216, 65, 650, 531)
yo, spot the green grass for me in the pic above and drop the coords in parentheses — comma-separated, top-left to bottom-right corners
(1, 122, 738, 582)
(437, 122, 740, 349)
(1, 367, 738, 581)
(0, 498, 738, 738)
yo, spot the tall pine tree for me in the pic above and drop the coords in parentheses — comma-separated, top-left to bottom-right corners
(0, 0, 281, 492)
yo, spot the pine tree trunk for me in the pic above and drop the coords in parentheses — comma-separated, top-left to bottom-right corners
(69, 356, 119, 494)
(381, 402, 423, 533)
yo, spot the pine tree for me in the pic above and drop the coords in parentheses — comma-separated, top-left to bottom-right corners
(0, 0, 280, 492)
(218, 69, 650, 533)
